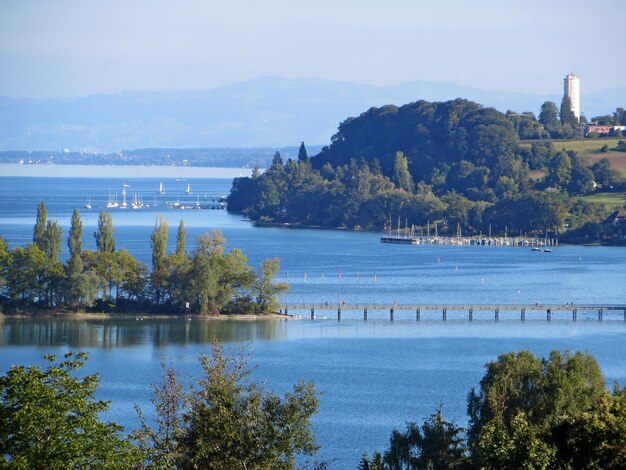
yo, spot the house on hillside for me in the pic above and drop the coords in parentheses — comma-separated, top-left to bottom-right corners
(585, 125, 626, 137)
(603, 210, 626, 227)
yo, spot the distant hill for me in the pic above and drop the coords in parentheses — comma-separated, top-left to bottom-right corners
(1, 77, 624, 152)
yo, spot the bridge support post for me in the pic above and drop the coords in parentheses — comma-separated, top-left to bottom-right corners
(521, 308, 525, 322)
(495, 309, 500, 322)
(598, 309, 603, 322)
(310, 308, 315, 320)
(547, 309, 551, 322)
(416, 309, 420, 321)
(338, 308, 341, 322)
(469, 309, 473, 322)
(285, 308, 288, 316)
(573, 309, 577, 322)
(364, 308, 368, 321)
(390, 308, 394, 322)
(443, 308, 447, 322)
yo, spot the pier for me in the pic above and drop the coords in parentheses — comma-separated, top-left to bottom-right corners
(278, 303, 626, 322)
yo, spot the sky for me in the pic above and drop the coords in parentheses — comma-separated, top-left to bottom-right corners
(1, 0, 625, 98)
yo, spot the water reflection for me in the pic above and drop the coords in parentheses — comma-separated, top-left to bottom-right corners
(0, 318, 287, 347)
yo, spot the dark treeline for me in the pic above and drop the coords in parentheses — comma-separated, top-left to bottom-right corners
(1, 347, 624, 468)
(0, 202, 288, 315)
(228, 99, 626, 240)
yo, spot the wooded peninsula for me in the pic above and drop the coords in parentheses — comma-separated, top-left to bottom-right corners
(227, 99, 626, 244)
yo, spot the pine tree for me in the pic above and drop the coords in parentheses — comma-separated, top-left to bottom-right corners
(298, 141, 309, 163)
(33, 201, 47, 250)
(67, 209, 83, 275)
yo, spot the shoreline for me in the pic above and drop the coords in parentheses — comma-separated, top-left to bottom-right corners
(251, 218, 626, 247)
(0, 311, 292, 321)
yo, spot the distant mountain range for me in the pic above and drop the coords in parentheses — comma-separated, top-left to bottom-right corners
(1, 77, 624, 152)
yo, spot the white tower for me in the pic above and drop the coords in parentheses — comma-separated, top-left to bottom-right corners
(564, 73, 580, 121)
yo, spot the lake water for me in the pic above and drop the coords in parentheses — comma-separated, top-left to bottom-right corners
(0, 168, 625, 468)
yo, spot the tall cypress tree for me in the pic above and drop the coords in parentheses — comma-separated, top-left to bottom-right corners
(43, 220, 63, 262)
(33, 201, 47, 251)
(95, 212, 115, 253)
(298, 141, 309, 163)
(176, 220, 186, 255)
(67, 209, 83, 275)
(393, 151, 414, 193)
(150, 216, 168, 304)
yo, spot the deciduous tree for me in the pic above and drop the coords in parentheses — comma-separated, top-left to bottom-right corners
(0, 352, 140, 468)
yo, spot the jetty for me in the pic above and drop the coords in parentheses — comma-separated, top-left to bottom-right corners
(279, 303, 626, 322)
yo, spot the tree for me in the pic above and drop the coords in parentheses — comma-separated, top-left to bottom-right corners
(175, 219, 186, 256)
(544, 150, 572, 190)
(553, 389, 626, 469)
(0, 352, 139, 468)
(251, 258, 289, 313)
(560, 94, 578, 127)
(6, 244, 47, 303)
(67, 209, 83, 275)
(538, 101, 559, 127)
(298, 141, 309, 163)
(133, 363, 184, 469)
(467, 350, 605, 467)
(150, 217, 169, 304)
(591, 158, 619, 187)
(43, 219, 62, 262)
(42, 219, 64, 306)
(271, 150, 284, 168)
(33, 201, 47, 251)
(393, 151, 414, 193)
(189, 231, 225, 315)
(177, 340, 321, 469)
(382, 405, 468, 470)
(0, 237, 9, 295)
(95, 211, 115, 254)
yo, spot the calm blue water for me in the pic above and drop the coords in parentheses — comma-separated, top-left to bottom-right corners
(0, 170, 625, 468)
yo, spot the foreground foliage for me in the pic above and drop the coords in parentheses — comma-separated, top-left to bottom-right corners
(364, 349, 626, 469)
(0, 352, 140, 469)
(2, 344, 323, 470)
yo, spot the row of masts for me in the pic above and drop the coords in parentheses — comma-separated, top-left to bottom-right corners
(382, 217, 559, 247)
(85, 182, 226, 211)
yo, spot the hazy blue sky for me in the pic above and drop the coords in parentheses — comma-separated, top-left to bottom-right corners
(1, 0, 624, 98)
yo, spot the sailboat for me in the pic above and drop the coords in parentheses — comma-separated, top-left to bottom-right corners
(159, 182, 165, 194)
(106, 190, 119, 208)
(85, 195, 91, 210)
(185, 183, 192, 195)
(121, 186, 127, 209)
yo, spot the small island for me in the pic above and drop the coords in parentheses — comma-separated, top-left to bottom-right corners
(0, 202, 288, 317)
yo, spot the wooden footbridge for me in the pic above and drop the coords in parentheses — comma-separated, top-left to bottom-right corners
(279, 304, 626, 322)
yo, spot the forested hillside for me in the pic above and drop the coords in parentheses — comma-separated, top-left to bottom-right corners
(228, 99, 626, 240)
